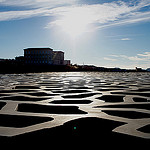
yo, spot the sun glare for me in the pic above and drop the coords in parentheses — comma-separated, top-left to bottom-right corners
(57, 8, 92, 38)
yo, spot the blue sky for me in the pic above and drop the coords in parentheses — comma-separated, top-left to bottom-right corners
(0, 0, 150, 69)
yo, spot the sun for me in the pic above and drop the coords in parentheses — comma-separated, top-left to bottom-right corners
(56, 7, 92, 38)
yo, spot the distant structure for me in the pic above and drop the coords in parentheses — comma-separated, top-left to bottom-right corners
(147, 68, 150, 72)
(24, 48, 68, 65)
(135, 67, 142, 72)
(24, 48, 53, 65)
(15, 56, 25, 64)
(64, 60, 71, 65)
(53, 51, 64, 65)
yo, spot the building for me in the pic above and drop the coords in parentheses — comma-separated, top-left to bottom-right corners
(0, 59, 5, 62)
(15, 56, 25, 64)
(52, 51, 64, 65)
(64, 60, 71, 65)
(147, 68, 150, 72)
(24, 48, 53, 65)
(24, 48, 65, 65)
(135, 67, 142, 71)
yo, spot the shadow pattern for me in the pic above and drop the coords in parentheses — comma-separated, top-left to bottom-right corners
(0, 72, 150, 140)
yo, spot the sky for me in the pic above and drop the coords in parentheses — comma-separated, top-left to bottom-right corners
(0, 0, 150, 69)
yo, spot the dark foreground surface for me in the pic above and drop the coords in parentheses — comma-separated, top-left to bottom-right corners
(0, 72, 150, 148)
(1, 117, 149, 148)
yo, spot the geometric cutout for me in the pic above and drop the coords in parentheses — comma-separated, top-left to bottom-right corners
(102, 110, 150, 119)
(97, 95, 124, 102)
(18, 103, 87, 114)
(0, 114, 53, 127)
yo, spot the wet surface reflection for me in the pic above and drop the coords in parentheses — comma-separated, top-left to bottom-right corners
(0, 72, 150, 139)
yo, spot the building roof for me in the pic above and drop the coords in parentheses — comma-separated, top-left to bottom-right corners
(24, 48, 53, 51)
(53, 51, 64, 53)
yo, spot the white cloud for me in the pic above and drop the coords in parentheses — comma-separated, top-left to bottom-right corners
(109, 55, 120, 57)
(128, 56, 145, 61)
(46, 1, 150, 31)
(107, 52, 150, 62)
(0, 0, 150, 31)
(104, 51, 150, 69)
(137, 52, 150, 57)
(104, 57, 117, 61)
(121, 38, 131, 41)
(127, 52, 150, 61)
(48, 2, 138, 27)
(0, 8, 49, 21)
(0, 0, 77, 8)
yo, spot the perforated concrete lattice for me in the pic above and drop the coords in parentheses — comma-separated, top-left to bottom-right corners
(0, 72, 150, 139)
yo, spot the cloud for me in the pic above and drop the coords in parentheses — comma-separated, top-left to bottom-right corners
(109, 55, 120, 57)
(137, 52, 150, 57)
(107, 52, 150, 62)
(0, 0, 78, 21)
(126, 52, 150, 61)
(121, 38, 131, 41)
(0, 0, 150, 31)
(0, 0, 77, 8)
(128, 56, 145, 61)
(104, 57, 117, 61)
(48, 2, 138, 27)
(46, 1, 150, 31)
(0, 8, 50, 21)
(104, 51, 150, 69)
